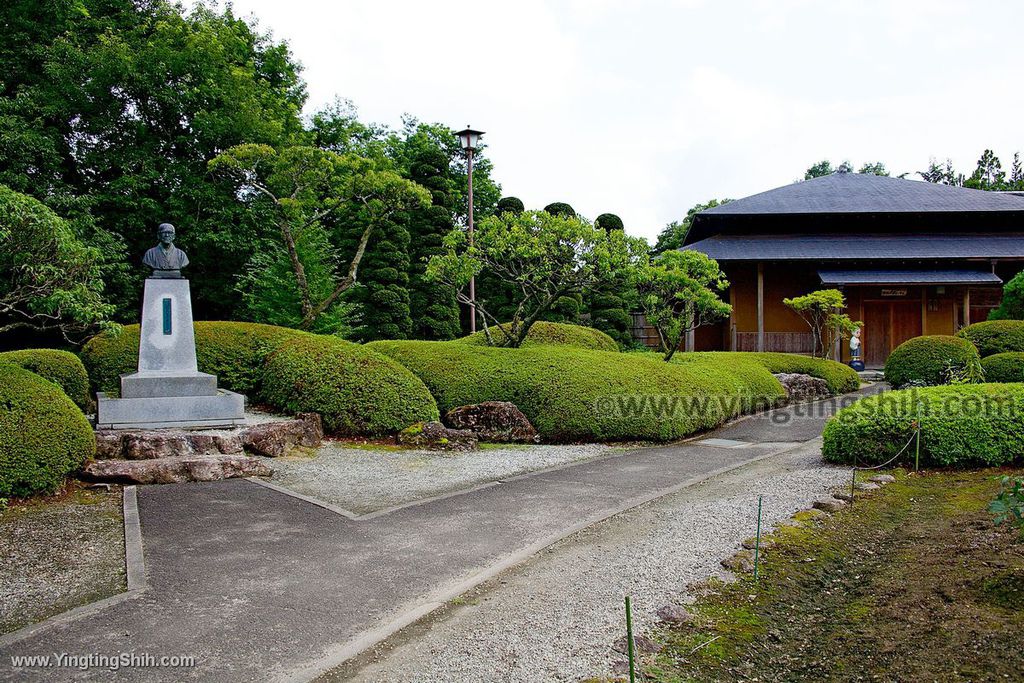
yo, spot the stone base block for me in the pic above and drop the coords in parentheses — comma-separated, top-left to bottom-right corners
(120, 371, 218, 398)
(96, 390, 245, 430)
(81, 454, 272, 484)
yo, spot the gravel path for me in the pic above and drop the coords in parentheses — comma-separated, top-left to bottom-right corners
(270, 442, 617, 514)
(336, 438, 848, 682)
(0, 487, 125, 635)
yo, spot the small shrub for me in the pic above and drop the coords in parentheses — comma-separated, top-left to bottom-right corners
(457, 321, 619, 352)
(989, 476, 1024, 537)
(980, 352, 1024, 383)
(261, 335, 438, 434)
(884, 335, 983, 388)
(0, 349, 90, 409)
(542, 202, 576, 218)
(369, 340, 785, 442)
(957, 320, 1024, 357)
(0, 364, 95, 497)
(680, 351, 860, 395)
(822, 383, 1024, 467)
(81, 321, 438, 436)
(595, 213, 624, 232)
(496, 196, 525, 214)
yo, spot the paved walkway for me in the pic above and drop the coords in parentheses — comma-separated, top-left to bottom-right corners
(0, 386, 881, 682)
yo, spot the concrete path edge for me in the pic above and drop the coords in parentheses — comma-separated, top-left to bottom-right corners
(0, 486, 148, 648)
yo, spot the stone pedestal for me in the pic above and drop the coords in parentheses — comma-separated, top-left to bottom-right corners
(96, 277, 244, 429)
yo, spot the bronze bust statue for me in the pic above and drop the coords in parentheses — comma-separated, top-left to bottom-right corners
(143, 223, 189, 278)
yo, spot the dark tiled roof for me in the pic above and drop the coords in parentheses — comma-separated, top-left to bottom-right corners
(817, 269, 1002, 285)
(699, 173, 1024, 216)
(682, 233, 1024, 261)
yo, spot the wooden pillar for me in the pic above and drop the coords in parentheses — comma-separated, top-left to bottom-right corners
(756, 262, 765, 352)
(921, 287, 928, 335)
(963, 288, 971, 328)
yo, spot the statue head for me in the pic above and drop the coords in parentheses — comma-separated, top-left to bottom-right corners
(157, 223, 176, 247)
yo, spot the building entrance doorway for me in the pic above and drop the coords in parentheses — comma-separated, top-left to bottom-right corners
(863, 300, 922, 367)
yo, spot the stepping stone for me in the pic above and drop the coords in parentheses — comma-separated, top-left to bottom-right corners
(613, 635, 662, 655)
(721, 550, 755, 573)
(833, 492, 854, 502)
(870, 474, 896, 484)
(742, 536, 776, 550)
(855, 482, 880, 491)
(656, 604, 693, 625)
(813, 498, 847, 513)
(698, 438, 751, 449)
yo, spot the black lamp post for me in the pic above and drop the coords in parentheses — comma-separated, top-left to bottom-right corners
(456, 126, 484, 332)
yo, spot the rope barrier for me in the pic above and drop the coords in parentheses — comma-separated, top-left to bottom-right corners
(850, 422, 920, 503)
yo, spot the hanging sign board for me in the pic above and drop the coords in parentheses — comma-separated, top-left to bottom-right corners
(880, 288, 908, 297)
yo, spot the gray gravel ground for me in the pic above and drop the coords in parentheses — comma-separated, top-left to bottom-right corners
(270, 442, 617, 514)
(335, 439, 847, 683)
(0, 487, 125, 635)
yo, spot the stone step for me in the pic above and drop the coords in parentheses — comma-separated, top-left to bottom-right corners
(80, 454, 272, 485)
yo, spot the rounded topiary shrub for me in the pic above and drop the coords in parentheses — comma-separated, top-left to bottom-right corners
(980, 352, 1024, 383)
(681, 351, 860, 395)
(81, 322, 306, 395)
(957, 320, 1024, 357)
(883, 335, 983, 388)
(0, 364, 95, 497)
(457, 321, 619, 352)
(543, 202, 576, 218)
(0, 349, 90, 409)
(496, 196, 525, 214)
(81, 321, 438, 436)
(262, 335, 438, 434)
(595, 213, 624, 232)
(823, 383, 1024, 468)
(369, 340, 785, 442)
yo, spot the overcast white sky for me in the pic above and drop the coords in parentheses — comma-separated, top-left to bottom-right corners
(205, 0, 1024, 241)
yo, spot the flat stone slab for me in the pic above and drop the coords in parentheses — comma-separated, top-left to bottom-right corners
(698, 438, 751, 449)
(80, 454, 272, 485)
(96, 389, 245, 430)
(813, 498, 848, 513)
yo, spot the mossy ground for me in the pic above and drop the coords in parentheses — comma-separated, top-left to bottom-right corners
(634, 468, 1024, 682)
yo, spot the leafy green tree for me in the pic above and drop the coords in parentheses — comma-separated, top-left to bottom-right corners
(919, 158, 964, 186)
(783, 289, 860, 359)
(857, 162, 889, 176)
(595, 213, 624, 232)
(633, 250, 731, 361)
(965, 149, 1006, 190)
(0, 1, 306, 319)
(1010, 153, 1024, 191)
(0, 184, 113, 339)
(496, 197, 525, 215)
(543, 202, 576, 218)
(208, 144, 430, 333)
(805, 160, 834, 179)
(989, 271, 1024, 320)
(653, 199, 731, 254)
(426, 210, 646, 347)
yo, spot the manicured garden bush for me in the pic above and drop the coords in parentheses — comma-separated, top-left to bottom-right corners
(262, 335, 438, 434)
(822, 383, 1024, 467)
(369, 340, 785, 442)
(883, 335, 983, 388)
(957, 320, 1024, 357)
(980, 352, 1024, 383)
(81, 321, 306, 394)
(0, 349, 90, 409)
(457, 321, 619, 352)
(0, 364, 95, 497)
(81, 321, 438, 435)
(679, 352, 860, 395)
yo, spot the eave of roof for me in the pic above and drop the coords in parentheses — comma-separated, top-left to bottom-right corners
(681, 233, 1024, 261)
(817, 269, 1002, 286)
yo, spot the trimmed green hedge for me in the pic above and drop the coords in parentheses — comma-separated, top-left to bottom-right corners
(369, 340, 785, 442)
(457, 321, 619, 352)
(0, 364, 95, 497)
(677, 352, 860, 395)
(81, 322, 437, 435)
(957, 320, 1024, 357)
(262, 335, 438, 434)
(0, 349, 90, 410)
(980, 352, 1024, 383)
(883, 335, 983, 388)
(822, 383, 1024, 467)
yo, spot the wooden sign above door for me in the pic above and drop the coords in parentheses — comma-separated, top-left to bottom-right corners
(880, 288, 908, 297)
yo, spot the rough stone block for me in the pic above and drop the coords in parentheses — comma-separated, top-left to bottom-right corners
(442, 401, 540, 443)
(397, 421, 478, 451)
(80, 454, 271, 484)
(240, 413, 323, 457)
